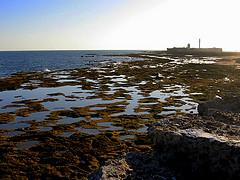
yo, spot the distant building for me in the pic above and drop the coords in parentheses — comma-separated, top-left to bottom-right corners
(167, 39, 222, 54)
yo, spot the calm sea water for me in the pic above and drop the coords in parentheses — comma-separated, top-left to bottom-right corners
(0, 50, 144, 77)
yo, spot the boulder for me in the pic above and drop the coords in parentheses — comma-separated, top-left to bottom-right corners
(149, 115, 240, 180)
(90, 114, 240, 180)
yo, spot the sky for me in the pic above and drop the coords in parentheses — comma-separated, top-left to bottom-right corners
(0, 0, 240, 51)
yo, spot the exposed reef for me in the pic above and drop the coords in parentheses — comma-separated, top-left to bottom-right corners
(1, 53, 240, 178)
(92, 111, 240, 180)
(90, 89, 240, 179)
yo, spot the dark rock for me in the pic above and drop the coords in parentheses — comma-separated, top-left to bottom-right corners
(89, 152, 175, 180)
(148, 115, 240, 180)
(198, 96, 240, 116)
(212, 111, 240, 125)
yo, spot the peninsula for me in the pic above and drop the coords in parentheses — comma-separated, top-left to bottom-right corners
(167, 39, 223, 55)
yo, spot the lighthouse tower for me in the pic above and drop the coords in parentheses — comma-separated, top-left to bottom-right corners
(199, 38, 201, 48)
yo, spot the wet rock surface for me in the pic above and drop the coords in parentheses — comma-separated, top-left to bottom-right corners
(93, 112, 240, 180)
(148, 114, 240, 180)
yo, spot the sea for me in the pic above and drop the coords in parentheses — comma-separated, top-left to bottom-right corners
(0, 50, 144, 77)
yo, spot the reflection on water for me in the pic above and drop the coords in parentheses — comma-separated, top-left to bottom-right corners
(143, 54, 220, 65)
(0, 55, 203, 142)
(76, 127, 100, 135)
(2, 131, 24, 137)
(16, 111, 50, 122)
(119, 134, 136, 141)
(98, 122, 124, 131)
(0, 122, 30, 130)
(16, 140, 40, 150)
(58, 131, 74, 137)
(39, 126, 52, 132)
(57, 117, 85, 125)
(0, 79, 198, 137)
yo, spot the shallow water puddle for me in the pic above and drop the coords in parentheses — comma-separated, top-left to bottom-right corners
(2, 131, 24, 138)
(0, 122, 30, 130)
(57, 117, 85, 125)
(76, 127, 100, 135)
(16, 111, 50, 122)
(58, 131, 74, 137)
(16, 140, 40, 150)
(97, 122, 124, 131)
(0, 57, 204, 140)
(119, 134, 136, 141)
(39, 126, 52, 132)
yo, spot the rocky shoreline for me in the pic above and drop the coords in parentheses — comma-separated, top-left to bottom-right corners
(90, 97, 240, 179)
(1, 53, 240, 179)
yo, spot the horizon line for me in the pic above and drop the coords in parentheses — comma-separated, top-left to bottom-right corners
(0, 48, 238, 53)
(0, 49, 164, 52)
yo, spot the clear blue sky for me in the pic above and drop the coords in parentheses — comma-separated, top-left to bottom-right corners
(0, 0, 240, 51)
(0, 0, 127, 50)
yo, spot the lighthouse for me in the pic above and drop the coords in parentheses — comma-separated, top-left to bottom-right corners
(199, 38, 201, 49)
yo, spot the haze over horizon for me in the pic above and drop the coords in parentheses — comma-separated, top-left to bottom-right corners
(1, 0, 240, 51)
